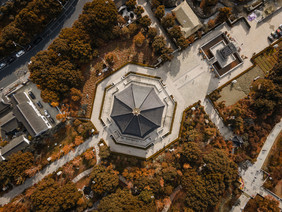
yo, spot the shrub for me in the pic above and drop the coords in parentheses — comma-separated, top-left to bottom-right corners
(168, 25, 183, 40)
(161, 13, 175, 29)
(147, 27, 158, 40)
(151, 0, 161, 9)
(128, 23, 139, 36)
(99, 145, 111, 159)
(120, 26, 130, 40)
(208, 19, 215, 28)
(134, 31, 145, 47)
(152, 36, 166, 55)
(216, 7, 232, 23)
(105, 52, 117, 66)
(125, 0, 136, 11)
(155, 5, 165, 20)
(138, 15, 151, 29)
(134, 6, 144, 18)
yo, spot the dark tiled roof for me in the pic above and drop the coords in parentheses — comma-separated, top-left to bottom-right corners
(0, 135, 30, 160)
(218, 42, 237, 59)
(111, 84, 164, 138)
(0, 99, 11, 114)
(0, 112, 15, 126)
(10, 93, 49, 137)
(0, 112, 18, 133)
(13, 92, 29, 104)
(16, 102, 48, 136)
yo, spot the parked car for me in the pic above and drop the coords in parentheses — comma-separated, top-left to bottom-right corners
(16, 50, 25, 58)
(33, 37, 42, 45)
(28, 91, 36, 99)
(49, 117, 55, 124)
(0, 62, 6, 70)
(44, 109, 50, 117)
(267, 35, 274, 43)
(7, 56, 16, 64)
(276, 29, 282, 37)
(37, 101, 43, 108)
(271, 31, 279, 39)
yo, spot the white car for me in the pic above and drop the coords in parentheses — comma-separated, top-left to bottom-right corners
(44, 109, 51, 118)
(16, 50, 25, 58)
(0, 62, 6, 70)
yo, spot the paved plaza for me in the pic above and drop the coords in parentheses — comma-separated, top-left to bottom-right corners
(91, 12, 281, 158)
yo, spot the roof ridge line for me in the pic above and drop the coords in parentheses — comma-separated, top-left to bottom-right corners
(140, 105, 165, 113)
(138, 88, 154, 109)
(131, 84, 135, 108)
(124, 115, 141, 136)
(139, 114, 159, 127)
(111, 97, 133, 117)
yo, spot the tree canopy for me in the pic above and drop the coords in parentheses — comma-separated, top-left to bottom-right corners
(98, 189, 153, 212)
(80, 0, 118, 35)
(0, 151, 33, 187)
(90, 164, 119, 197)
(0, 0, 66, 57)
(30, 177, 81, 212)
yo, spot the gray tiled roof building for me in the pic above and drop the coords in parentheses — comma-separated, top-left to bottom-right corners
(111, 84, 164, 138)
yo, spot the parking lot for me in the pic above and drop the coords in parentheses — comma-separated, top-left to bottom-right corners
(18, 82, 60, 126)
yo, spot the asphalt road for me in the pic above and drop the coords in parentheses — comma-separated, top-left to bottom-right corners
(0, 0, 92, 89)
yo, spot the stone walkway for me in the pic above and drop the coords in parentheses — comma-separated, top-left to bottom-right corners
(72, 143, 101, 184)
(231, 120, 282, 211)
(72, 168, 93, 183)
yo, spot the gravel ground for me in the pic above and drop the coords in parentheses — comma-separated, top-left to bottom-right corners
(217, 66, 264, 106)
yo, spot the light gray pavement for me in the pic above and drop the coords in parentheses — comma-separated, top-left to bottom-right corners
(95, 143, 101, 164)
(137, 0, 176, 50)
(72, 143, 101, 184)
(0, 135, 100, 206)
(232, 120, 282, 212)
(72, 168, 93, 184)
(91, 11, 281, 157)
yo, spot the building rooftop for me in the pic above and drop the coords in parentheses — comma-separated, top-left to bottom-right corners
(111, 84, 164, 138)
(218, 42, 237, 60)
(172, 1, 202, 38)
(13, 92, 29, 104)
(0, 112, 18, 134)
(0, 97, 11, 114)
(0, 135, 30, 160)
(16, 102, 49, 137)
